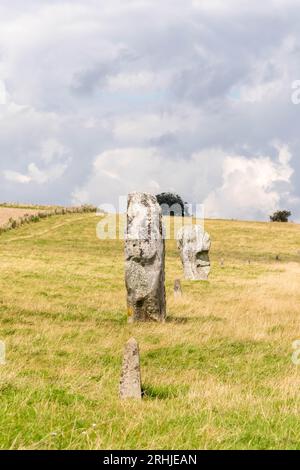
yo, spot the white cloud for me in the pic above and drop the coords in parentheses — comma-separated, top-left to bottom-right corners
(72, 146, 225, 208)
(3, 160, 69, 185)
(72, 144, 296, 220)
(3, 138, 70, 185)
(204, 145, 296, 219)
(3, 170, 31, 184)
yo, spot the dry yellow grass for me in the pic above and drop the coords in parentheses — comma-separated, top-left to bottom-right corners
(0, 213, 299, 449)
(0, 207, 42, 227)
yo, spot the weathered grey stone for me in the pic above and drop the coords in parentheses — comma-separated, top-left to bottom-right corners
(177, 225, 211, 280)
(119, 338, 142, 399)
(174, 279, 182, 299)
(125, 192, 166, 322)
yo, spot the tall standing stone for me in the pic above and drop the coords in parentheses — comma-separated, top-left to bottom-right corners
(125, 192, 166, 322)
(119, 338, 141, 400)
(177, 225, 211, 280)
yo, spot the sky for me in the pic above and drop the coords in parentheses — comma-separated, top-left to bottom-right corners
(0, 0, 300, 221)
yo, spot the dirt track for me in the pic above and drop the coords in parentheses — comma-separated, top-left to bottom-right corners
(0, 207, 41, 227)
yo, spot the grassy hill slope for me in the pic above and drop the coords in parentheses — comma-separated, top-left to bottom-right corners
(0, 213, 299, 449)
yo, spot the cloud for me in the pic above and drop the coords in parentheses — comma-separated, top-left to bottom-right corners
(204, 144, 297, 219)
(4, 160, 69, 185)
(3, 170, 31, 184)
(3, 138, 70, 185)
(0, 0, 300, 220)
(72, 144, 297, 221)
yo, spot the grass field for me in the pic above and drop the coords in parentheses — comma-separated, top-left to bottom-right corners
(0, 212, 300, 449)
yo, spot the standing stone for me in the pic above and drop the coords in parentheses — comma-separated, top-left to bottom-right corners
(125, 192, 166, 322)
(177, 225, 211, 280)
(174, 279, 182, 299)
(119, 338, 141, 400)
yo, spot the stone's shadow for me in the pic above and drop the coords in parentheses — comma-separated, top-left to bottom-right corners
(142, 383, 188, 400)
(96, 315, 225, 325)
(96, 316, 128, 325)
(166, 315, 225, 324)
(166, 316, 189, 324)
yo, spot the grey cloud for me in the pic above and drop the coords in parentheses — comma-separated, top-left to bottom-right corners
(0, 0, 300, 220)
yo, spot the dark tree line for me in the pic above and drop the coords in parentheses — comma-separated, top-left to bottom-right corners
(156, 193, 292, 223)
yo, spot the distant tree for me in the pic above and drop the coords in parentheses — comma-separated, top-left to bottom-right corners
(270, 210, 291, 222)
(156, 192, 187, 216)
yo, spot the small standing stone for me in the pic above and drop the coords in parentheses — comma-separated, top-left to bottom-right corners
(174, 279, 182, 299)
(119, 338, 142, 400)
(177, 225, 211, 280)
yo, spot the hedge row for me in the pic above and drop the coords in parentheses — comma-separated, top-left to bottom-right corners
(0, 204, 97, 235)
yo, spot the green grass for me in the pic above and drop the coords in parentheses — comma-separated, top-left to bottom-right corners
(0, 213, 299, 449)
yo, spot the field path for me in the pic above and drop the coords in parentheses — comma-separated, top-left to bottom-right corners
(2, 213, 101, 242)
